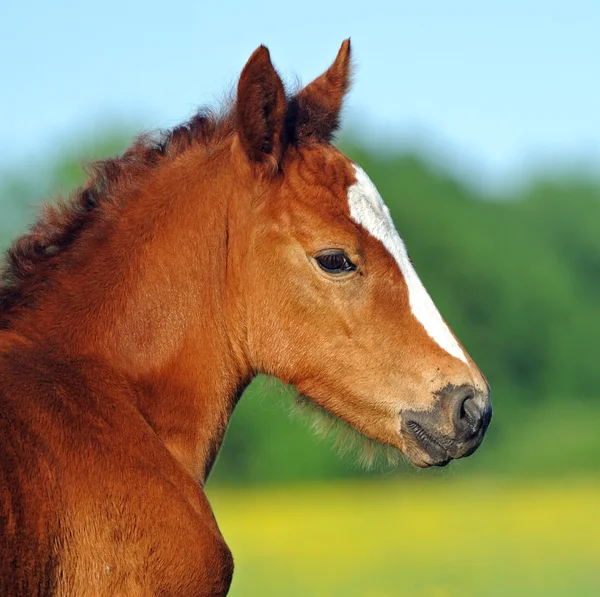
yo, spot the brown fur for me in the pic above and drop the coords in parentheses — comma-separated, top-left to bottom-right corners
(0, 40, 489, 595)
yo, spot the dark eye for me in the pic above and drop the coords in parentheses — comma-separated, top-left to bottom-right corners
(315, 250, 357, 275)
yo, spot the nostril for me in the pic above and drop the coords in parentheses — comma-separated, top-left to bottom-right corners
(439, 383, 492, 441)
(451, 388, 484, 437)
(461, 394, 482, 433)
(458, 391, 474, 420)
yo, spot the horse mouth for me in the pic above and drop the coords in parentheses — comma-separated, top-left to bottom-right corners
(403, 421, 453, 468)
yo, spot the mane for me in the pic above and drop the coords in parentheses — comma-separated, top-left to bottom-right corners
(0, 107, 235, 329)
(0, 73, 342, 331)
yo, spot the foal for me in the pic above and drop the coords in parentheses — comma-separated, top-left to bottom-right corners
(0, 41, 491, 596)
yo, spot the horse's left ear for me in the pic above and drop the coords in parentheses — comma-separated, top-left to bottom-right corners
(289, 39, 352, 143)
(236, 45, 287, 170)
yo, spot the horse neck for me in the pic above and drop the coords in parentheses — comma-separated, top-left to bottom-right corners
(12, 143, 254, 482)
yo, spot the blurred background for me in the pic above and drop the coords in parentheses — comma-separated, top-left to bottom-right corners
(1, 1, 599, 595)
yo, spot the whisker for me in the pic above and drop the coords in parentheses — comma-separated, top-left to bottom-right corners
(289, 393, 406, 471)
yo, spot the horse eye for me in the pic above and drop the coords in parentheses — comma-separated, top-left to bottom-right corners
(315, 250, 357, 275)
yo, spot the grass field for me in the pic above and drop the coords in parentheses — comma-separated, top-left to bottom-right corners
(208, 477, 599, 596)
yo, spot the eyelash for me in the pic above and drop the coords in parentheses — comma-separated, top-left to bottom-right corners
(315, 250, 357, 275)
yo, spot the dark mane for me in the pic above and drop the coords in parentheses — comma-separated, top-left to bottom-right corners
(0, 72, 347, 331)
(0, 108, 235, 328)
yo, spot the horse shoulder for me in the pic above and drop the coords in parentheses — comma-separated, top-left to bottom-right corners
(0, 342, 233, 596)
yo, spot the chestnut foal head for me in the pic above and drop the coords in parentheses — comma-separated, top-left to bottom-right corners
(232, 40, 491, 468)
(1, 42, 491, 474)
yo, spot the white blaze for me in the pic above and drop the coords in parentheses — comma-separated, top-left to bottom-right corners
(347, 164, 468, 364)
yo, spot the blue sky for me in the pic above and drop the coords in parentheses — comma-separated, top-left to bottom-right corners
(1, 0, 599, 185)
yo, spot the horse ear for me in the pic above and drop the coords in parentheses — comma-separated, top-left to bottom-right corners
(236, 46, 287, 169)
(290, 39, 352, 143)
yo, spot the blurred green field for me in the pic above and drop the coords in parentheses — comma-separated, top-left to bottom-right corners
(208, 478, 599, 596)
